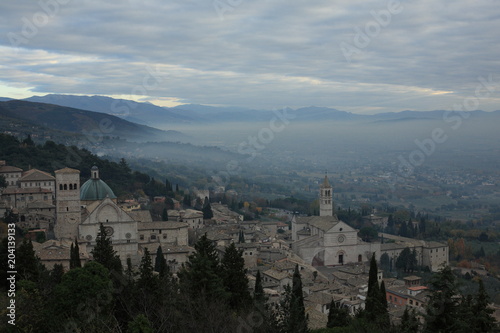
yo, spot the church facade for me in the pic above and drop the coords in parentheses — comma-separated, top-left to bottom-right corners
(291, 175, 448, 271)
(34, 165, 191, 269)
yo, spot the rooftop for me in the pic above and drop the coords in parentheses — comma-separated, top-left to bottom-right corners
(20, 169, 55, 182)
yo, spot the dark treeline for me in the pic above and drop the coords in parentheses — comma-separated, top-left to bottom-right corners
(0, 225, 310, 332)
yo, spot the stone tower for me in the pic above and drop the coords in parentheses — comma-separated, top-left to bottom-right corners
(319, 174, 333, 217)
(54, 167, 81, 240)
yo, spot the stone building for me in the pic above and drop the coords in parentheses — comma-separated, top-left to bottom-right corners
(292, 175, 449, 271)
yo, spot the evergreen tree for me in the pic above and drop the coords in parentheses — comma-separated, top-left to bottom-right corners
(70, 238, 82, 269)
(91, 223, 122, 273)
(387, 214, 395, 234)
(396, 247, 417, 273)
(51, 261, 114, 330)
(162, 207, 169, 221)
(327, 300, 350, 328)
(364, 254, 389, 329)
(50, 263, 65, 285)
(380, 252, 391, 271)
(0, 175, 6, 188)
(138, 247, 155, 287)
(127, 314, 154, 333)
(183, 194, 192, 207)
(424, 266, 462, 333)
(165, 178, 172, 192)
(400, 307, 420, 333)
(287, 264, 308, 333)
(178, 233, 228, 302)
(471, 279, 497, 332)
(419, 217, 427, 236)
(17, 238, 40, 282)
(380, 280, 388, 309)
(238, 230, 246, 243)
(254, 270, 266, 305)
(154, 245, 168, 277)
(399, 221, 408, 237)
(221, 242, 251, 311)
(202, 196, 214, 219)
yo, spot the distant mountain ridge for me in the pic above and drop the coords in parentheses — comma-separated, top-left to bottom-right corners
(9, 94, 500, 125)
(0, 100, 183, 142)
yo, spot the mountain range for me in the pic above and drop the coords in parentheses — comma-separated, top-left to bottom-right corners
(0, 100, 183, 142)
(2, 94, 498, 128)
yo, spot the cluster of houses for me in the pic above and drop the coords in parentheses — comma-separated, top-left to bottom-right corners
(1, 160, 453, 328)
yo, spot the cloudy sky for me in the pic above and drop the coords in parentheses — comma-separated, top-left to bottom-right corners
(1, 0, 500, 114)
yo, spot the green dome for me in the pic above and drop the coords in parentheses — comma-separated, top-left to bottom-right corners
(80, 178, 116, 201)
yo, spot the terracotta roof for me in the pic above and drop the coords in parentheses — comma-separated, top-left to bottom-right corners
(54, 167, 80, 174)
(263, 268, 290, 281)
(0, 165, 23, 173)
(20, 169, 55, 181)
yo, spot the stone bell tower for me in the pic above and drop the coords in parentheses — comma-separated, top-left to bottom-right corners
(54, 167, 81, 240)
(319, 174, 333, 217)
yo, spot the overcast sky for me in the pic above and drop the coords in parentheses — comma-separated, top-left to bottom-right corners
(1, 0, 500, 114)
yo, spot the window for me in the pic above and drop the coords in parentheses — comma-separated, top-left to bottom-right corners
(151, 235, 156, 240)
(140, 235, 144, 240)
(163, 235, 167, 239)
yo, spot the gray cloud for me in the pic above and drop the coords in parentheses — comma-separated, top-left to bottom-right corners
(1, 0, 499, 113)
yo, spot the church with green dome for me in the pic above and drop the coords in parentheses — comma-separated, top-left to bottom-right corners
(80, 166, 117, 203)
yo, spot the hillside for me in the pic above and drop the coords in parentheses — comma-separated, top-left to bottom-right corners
(0, 100, 183, 142)
(19, 94, 500, 126)
(25, 94, 194, 125)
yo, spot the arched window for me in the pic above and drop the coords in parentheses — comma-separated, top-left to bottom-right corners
(74, 183, 77, 189)
(69, 184, 73, 190)
(59, 184, 63, 190)
(358, 254, 362, 262)
(63, 184, 67, 190)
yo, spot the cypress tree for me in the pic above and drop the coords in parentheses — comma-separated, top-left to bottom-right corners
(70, 238, 82, 269)
(162, 207, 169, 221)
(471, 279, 497, 332)
(154, 245, 168, 278)
(202, 196, 214, 219)
(138, 247, 155, 287)
(365, 254, 389, 328)
(91, 223, 122, 273)
(254, 270, 266, 304)
(327, 300, 350, 328)
(221, 242, 251, 311)
(287, 264, 308, 333)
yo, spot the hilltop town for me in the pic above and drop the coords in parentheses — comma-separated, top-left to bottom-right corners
(3, 155, 480, 330)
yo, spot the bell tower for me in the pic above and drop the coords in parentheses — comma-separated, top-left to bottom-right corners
(319, 174, 333, 217)
(54, 167, 81, 240)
